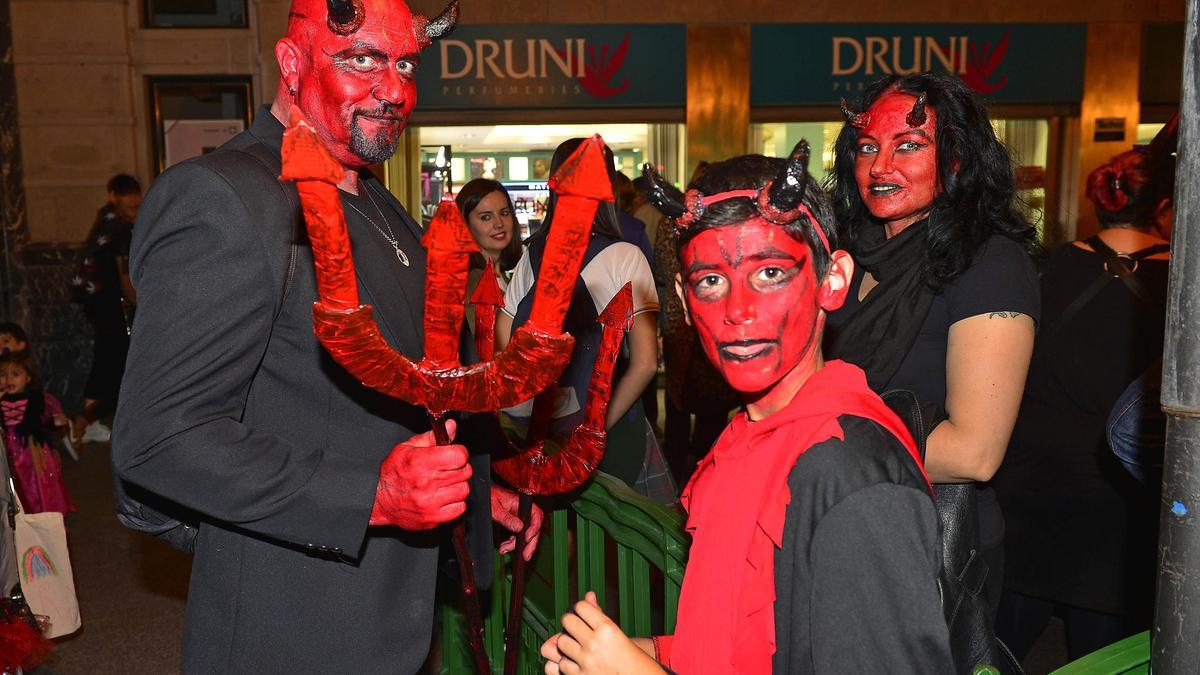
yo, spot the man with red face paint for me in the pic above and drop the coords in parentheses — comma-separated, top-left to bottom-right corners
(112, 1, 539, 671)
(825, 73, 1040, 622)
(540, 146, 953, 674)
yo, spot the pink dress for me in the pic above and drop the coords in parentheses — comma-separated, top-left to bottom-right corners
(2, 392, 74, 513)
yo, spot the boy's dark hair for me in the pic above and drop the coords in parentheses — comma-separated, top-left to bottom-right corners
(829, 72, 1038, 289)
(0, 322, 28, 347)
(0, 349, 40, 390)
(107, 173, 142, 196)
(455, 178, 523, 272)
(679, 154, 840, 280)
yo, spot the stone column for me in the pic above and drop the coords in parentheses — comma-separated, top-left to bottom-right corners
(0, 0, 28, 322)
(686, 24, 750, 177)
(1076, 22, 1142, 239)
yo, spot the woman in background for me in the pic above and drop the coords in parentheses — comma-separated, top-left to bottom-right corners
(993, 121, 1176, 662)
(457, 178, 523, 291)
(824, 72, 1041, 613)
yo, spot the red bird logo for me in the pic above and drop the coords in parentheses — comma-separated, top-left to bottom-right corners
(579, 33, 632, 98)
(963, 31, 1010, 95)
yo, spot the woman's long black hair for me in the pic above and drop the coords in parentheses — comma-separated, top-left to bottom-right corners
(828, 72, 1039, 289)
(526, 137, 623, 244)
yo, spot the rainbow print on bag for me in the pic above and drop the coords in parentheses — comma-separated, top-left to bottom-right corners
(21, 546, 57, 582)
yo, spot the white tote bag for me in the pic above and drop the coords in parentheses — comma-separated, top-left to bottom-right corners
(12, 493, 80, 638)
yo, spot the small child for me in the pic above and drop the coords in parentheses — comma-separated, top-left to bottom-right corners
(0, 323, 28, 355)
(0, 350, 74, 514)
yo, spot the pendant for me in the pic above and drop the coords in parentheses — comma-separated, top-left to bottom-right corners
(396, 246, 410, 266)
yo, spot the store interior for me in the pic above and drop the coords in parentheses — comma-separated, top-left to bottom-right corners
(414, 123, 685, 235)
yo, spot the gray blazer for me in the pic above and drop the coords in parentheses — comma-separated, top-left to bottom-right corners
(113, 108, 487, 673)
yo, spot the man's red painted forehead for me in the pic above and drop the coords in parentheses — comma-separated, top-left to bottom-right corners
(287, 0, 423, 55)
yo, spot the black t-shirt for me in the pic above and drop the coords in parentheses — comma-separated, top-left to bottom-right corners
(772, 415, 953, 674)
(829, 235, 1041, 407)
(826, 234, 1040, 549)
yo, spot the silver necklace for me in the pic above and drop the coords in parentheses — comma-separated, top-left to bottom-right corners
(346, 183, 410, 267)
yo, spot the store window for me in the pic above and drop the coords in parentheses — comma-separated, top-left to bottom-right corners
(1137, 123, 1167, 145)
(145, 0, 248, 28)
(413, 123, 685, 236)
(751, 122, 842, 183)
(993, 119, 1050, 233)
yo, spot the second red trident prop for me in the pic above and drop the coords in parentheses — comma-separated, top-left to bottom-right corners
(280, 110, 615, 673)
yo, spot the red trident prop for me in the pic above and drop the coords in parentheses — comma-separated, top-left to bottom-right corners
(469, 267, 505, 362)
(488, 283, 635, 675)
(491, 282, 634, 495)
(280, 108, 614, 674)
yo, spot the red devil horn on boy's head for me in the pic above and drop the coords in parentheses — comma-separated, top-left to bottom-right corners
(765, 139, 812, 215)
(326, 0, 364, 35)
(641, 164, 687, 220)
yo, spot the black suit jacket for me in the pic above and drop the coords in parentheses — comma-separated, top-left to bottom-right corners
(113, 108, 489, 673)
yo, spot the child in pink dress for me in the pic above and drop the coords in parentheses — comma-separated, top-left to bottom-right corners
(0, 350, 74, 513)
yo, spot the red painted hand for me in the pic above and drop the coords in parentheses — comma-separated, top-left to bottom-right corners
(491, 484, 544, 561)
(370, 418, 472, 530)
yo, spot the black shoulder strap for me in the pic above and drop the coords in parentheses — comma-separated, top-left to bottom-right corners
(1085, 235, 1168, 307)
(1040, 237, 1167, 342)
(230, 144, 301, 319)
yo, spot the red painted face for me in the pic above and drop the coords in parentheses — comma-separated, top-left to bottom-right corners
(854, 91, 940, 230)
(679, 220, 827, 398)
(282, 0, 423, 168)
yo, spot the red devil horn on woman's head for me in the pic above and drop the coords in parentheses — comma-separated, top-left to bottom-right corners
(906, 93, 928, 127)
(840, 98, 869, 130)
(326, 0, 364, 35)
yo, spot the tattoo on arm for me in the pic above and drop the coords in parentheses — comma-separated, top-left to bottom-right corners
(987, 311, 1023, 319)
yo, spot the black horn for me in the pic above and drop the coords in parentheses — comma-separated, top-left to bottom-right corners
(641, 164, 687, 220)
(425, 0, 460, 42)
(327, 0, 364, 35)
(765, 140, 812, 214)
(840, 98, 869, 129)
(906, 92, 928, 127)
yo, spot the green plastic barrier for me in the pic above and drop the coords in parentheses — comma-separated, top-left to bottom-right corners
(440, 472, 688, 674)
(1049, 631, 1151, 675)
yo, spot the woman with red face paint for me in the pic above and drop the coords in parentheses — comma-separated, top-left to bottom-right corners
(495, 139, 665, 497)
(539, 144, 954, 674)
(991, 120, 1176, 663)
(825, 73, 1041, 614)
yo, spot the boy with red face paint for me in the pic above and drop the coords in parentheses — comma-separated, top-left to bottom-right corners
(539, 144, 954, 674)
(113, 1, 541, 671)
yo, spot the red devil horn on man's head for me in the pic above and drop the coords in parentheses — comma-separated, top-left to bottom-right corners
(425, 0, 460, 41)
(326, 0, 364, 35)
(414, 0, 460, 49)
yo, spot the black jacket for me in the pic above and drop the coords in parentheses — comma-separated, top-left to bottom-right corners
(113, 108, 488, 673)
